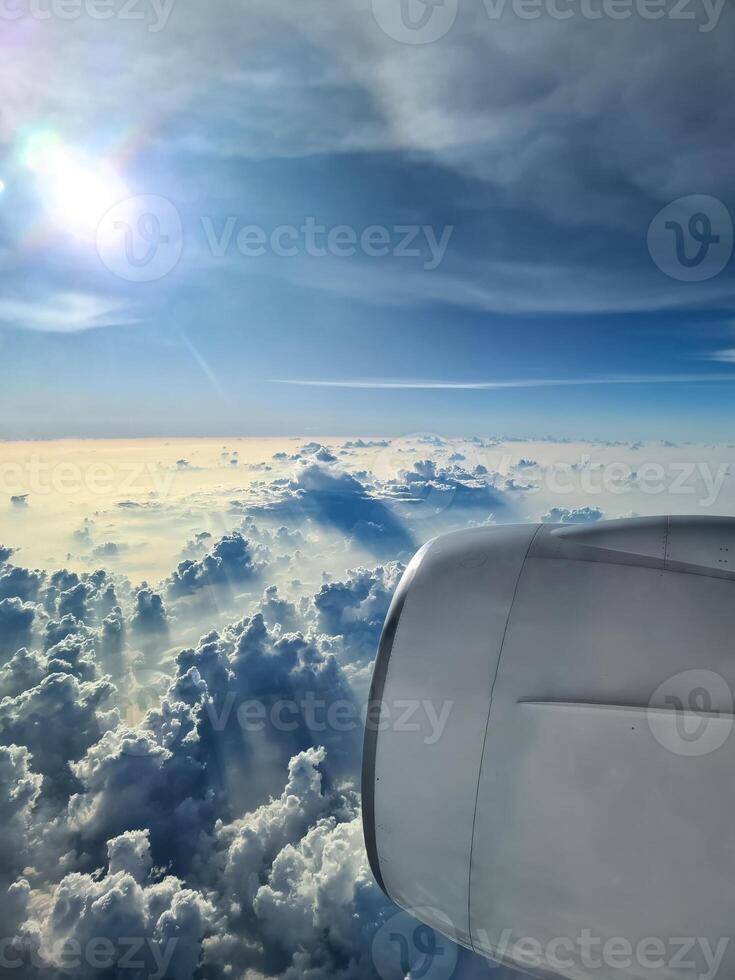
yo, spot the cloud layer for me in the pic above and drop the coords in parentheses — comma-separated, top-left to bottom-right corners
(0, 435, 733, 977)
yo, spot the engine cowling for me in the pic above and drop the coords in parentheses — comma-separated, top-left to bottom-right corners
(363, 516, 735, 980)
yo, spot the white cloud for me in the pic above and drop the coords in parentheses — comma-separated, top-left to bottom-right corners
(0, 292, 138, 333)
(708, 349, 735, 363)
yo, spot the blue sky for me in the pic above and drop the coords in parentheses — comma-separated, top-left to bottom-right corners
(1, 0, 734, 441)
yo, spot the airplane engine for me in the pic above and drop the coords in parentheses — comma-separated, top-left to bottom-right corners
(363, 517, 735, 980)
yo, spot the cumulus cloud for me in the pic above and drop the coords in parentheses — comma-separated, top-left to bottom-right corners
(92, 541, 123, 559)
(314, 563, 404, 662)
(252, 812, 380, 979)
(541, 505, 605, 523)
(181, 531, 213, 560)
(167, 531, 262, 599)
(248, 461, 414, 557)
(201, 747, 383, 978)
(44, 614, 90, 651)
(372, 457, 512, 531)
(0, 647, 46, 700)
(0, 745, 41, 935)
(130, 587, 169, 635)
(343, 440, 390, 449)
(259, 585, 300, 633)
(34, 830, 216, 979)
(0, 597, 36, 657)
(66, 703, 204, 865)
(214, 747, 333, 907)
(171, 612, 362, 811)
(57, 581, 94, 622)
(0, 563, 43, 602)
(0, 668, 114, 799)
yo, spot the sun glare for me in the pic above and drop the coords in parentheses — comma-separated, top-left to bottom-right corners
(22, 131, 129, 241)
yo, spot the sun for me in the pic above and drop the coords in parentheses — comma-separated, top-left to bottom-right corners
(22, 131, 129, 241)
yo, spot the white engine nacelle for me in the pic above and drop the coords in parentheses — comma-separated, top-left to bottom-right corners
(363, 517, 735, 980)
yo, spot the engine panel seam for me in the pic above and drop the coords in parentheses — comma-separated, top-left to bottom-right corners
(466, 522, 543, 954)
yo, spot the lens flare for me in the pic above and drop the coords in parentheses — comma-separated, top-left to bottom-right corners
(21, 130, 129, 241)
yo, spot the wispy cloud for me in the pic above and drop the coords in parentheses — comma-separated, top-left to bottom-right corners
(707, 350, 735, 364)
(272, 374, 735, 390)
(0, 292, 137, 333)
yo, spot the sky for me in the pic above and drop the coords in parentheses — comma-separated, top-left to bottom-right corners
(2, 7, 735, 979)
(1, 0, 735, 441)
